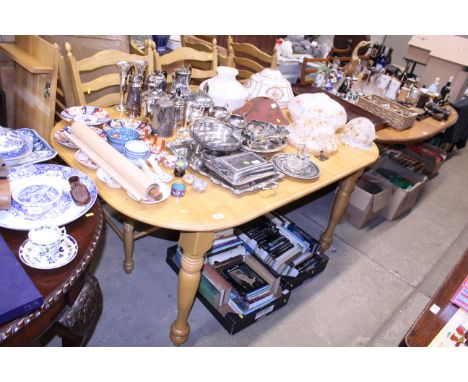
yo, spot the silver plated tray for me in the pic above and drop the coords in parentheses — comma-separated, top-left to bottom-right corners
(241, 138, 288, 154)
(271, 153, 321, 180)
(191, 157, 283, 195)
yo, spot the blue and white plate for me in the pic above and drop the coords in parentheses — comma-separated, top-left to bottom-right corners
(0, 127, 24, 154)
(102, 119, 151, 138)
(0, 164, 98, 230)
(61, 106, 111, 125)
(0, 130, 34, 165)
(8, 128, 57, 167)
(18, 234, 79, 270)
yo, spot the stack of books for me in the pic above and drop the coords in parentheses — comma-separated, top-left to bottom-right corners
(174, 229, 282, 315)
(236, 214, 320, 277)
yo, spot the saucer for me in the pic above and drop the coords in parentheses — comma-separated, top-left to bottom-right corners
(18, 234, 78, 270)
(96, 168, 121, 189)
(271, 153, 320, 180)
(75, 150, 98, 170)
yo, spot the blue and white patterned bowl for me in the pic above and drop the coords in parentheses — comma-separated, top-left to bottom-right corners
(102, 119, 151, 138)
(11, 181, 63, 218)
(106, 128, 140, 153)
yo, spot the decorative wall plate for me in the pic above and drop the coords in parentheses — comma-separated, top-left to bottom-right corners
(0, 164, 97, 230)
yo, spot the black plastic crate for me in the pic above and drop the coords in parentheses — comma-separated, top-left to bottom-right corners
(166, 245, 290, 335)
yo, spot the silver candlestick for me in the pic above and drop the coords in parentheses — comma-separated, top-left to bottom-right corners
(115, 61, 132, 112)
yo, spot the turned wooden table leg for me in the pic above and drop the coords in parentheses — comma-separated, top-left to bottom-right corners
(123, 217, 135, 274)
(320, 169, 363, 251)
(170, 231, 214, 346)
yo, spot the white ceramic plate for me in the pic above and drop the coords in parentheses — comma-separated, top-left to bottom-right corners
(96, 168, 121, 189)
(18, 234, 78, 270)
(127, 182, 170, 204)
(0, 164, 97, 231)
(74, 150, 98, 170)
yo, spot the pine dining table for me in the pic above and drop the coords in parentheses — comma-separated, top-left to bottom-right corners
(50, 108, 379, 345)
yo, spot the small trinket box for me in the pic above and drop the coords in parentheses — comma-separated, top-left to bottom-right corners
(171, 183, 186, 198)
(192, 178, 208, 192)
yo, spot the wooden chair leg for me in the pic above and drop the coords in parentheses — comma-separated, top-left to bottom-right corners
(123, 217, 135, 274)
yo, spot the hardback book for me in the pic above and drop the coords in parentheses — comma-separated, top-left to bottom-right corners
(199, 275, 222, 308)
(207, 245, 246, 266)
(0, 234, 44, 325)
(221, 262, 269, 297)
(203, 263, 233, 306)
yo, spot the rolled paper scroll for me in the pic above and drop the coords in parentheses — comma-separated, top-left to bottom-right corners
(65, 122, 161, 201)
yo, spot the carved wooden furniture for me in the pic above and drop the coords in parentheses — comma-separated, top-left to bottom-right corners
(64, 42, 154, 108)
(152, 41, 218, 90)
(402, 249, 468, 346)
(227, 36, 277, 82)
(50, 107, 379, 345)
(375, 106, 458, 144)
(0, 201, 104, 346)
(0, 36, 59, 143)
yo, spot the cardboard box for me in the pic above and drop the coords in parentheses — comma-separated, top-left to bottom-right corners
(405, 143, 447, 178)
(373, 157, 428, 220)
(346, 170, 393, 229)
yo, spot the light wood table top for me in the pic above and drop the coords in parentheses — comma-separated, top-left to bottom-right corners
(50, 109, 379, 233)
(375, 106, 458, 144)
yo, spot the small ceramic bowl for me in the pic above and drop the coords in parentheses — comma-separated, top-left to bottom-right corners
(124, 140, 150, 160)
(12, 182, 63, 218)
(106, 128, 140, 153)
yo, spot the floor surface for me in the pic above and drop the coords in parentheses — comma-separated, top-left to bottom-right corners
(48, 146, 468, 347)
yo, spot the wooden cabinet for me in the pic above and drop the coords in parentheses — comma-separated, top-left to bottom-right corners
(0, 36, 59, 143)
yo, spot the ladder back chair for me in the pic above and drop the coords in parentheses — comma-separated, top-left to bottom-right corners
(181, 35, 233, 67)
(227, 36, 277, 83)
(64, 41, 158, 275)
(64, 42, 154, 107)
(299, 57, 331, 85)
(152, 40, 218, 91)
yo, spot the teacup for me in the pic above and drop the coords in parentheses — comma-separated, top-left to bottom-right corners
(28, 225, 67, 260)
